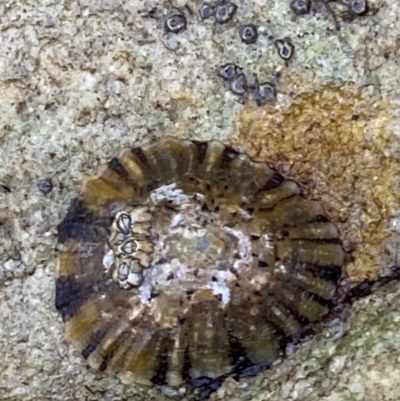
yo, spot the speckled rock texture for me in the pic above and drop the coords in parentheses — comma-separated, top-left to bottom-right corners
(0, 0, 400, 400)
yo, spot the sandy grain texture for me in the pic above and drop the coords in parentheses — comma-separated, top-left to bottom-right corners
(1, 0, 400, 400)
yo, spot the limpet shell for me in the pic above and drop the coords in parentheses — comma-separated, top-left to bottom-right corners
(56, 136, 344, 396)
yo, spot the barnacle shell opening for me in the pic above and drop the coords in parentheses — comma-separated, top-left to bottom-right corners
(56, 136, 344, 391)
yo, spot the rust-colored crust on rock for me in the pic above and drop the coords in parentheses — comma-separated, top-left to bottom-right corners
(235, 81, 398, 281)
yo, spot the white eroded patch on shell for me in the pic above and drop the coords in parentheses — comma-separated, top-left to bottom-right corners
(150, 183, 193, 205)
(105, 183, 262, 320)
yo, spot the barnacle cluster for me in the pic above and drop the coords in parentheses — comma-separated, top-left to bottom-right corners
(56, 136, 344, 396)
(218, 63, 277, 104)
(106, 207, 154, 289)
(163, 1, 295, 103)
(163, 0, 371, 104)
(164, 2, 238, 34)
(338, 0, 368, 16)
(290, 0, 369, 20)
(195, 1, 295, 103)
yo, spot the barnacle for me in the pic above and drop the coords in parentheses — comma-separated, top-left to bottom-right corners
(229, 72, 246, 95)
(199, 3, 215, 20)
(350, 0, 368, 16)
(218, 63, 240, 81)
(56, 136, 344, 396)
(164, 14, 187, 34)
(218, 64, 248, 98)
(38, 178, 53, 194)
(275, 37, 295, 61)
(214, 1, 237, 23)
(289, 0, 310, 15)
(253, 82, 277, 106)
(238, 24, 258, 44)
(339, 0, 368, 16)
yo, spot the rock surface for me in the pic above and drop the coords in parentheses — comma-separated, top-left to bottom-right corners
(1, 0, 400, 400)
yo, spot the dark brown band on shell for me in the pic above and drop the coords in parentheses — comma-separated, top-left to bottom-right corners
(57, 198, 111, 243)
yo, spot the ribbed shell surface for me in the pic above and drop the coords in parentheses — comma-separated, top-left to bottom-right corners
(56, 136, 344, 395)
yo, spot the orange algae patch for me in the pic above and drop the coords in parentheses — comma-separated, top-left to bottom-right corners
(233, 82, 399, 282)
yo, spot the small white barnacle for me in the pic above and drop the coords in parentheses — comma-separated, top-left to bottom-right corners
(214, 1, 237, 23)
(290, 0, 310, 15)
(164, 14, 187, 34)
(218, 63, 240, 81)
(116, 212, 131, 235)
(238, 24, 258, 44)
(117, 262, 130, 281)
(113, 263, 143, 289)
(56, 136, 344, 398)
(37, 178, 53, 194)
(253, 82, 277, 106)
(120, 239, 137, 255)
(198, 2, 215, 20)
(230, 72, 247, 95)
(350, 0, 368, 16)
(275, 37, 295, 60)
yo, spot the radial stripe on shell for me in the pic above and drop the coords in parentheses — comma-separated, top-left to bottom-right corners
(56, 136, 344, 396)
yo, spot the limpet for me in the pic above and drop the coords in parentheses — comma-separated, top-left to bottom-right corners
(56, 136, 344, 397)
